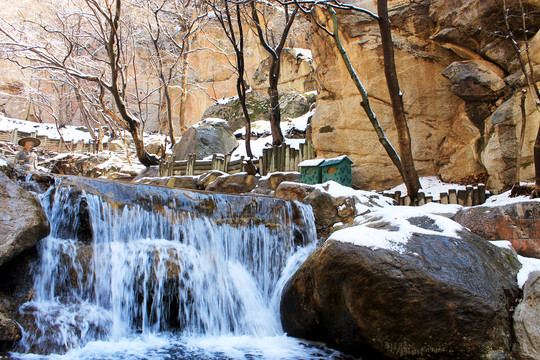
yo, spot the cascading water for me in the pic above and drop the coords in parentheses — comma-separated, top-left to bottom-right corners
(10, 176, 346, 359)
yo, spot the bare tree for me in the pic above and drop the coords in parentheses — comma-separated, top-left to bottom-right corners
(145, 0, 207, 146)
(250, 0, 298, 146)
(207, 0, 257, 173)
(0, 0, 159, 166)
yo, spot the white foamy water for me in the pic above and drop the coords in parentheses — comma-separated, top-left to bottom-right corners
(9, 178, 344, 360)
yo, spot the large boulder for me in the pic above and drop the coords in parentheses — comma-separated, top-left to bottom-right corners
(171, 118, 238, 161)
(0, 171, 49, 268)
(281, 206, 521, 359)
(514, 271, 540, 360)
(453, 200, 540, 258)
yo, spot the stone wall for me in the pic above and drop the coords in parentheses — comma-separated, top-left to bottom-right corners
(310, 0, 540, 192)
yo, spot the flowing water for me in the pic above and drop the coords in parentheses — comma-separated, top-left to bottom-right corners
(9, 177, 349, 360)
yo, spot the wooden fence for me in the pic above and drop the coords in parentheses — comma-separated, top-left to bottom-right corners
(259, 142, 315, 176)
(159, 141, 315, 177)
(159, 153, 251, 176)
(1, 129, 95, 154)
(380, 184, 490, 206)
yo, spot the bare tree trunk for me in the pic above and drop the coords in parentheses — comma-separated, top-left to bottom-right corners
(377, 0, 421, 203)
(515, 90, 527, 185)
(268, 56, 285, 146)
(327, 7, 403, 178)
(178, 51, 189, 135)
(534, 125, 540, 198)
(251, 2, 297, 147)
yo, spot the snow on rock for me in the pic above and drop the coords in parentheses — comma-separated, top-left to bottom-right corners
(516, 255, 540, 288)
(330, 205, 465, 253)
(314, 181, 393, 209)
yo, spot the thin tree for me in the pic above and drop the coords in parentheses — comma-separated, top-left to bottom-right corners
(302, 0, 421, 201)
(250, 0, 298, 146)
(207, 0, 257, 173)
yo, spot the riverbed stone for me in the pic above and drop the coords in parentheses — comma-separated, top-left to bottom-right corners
(514, 271, 540, 360)
(0, 171, 49, 268)
(281, 211, 521, 359)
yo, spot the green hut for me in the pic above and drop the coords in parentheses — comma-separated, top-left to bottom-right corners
(320, 155, 353, 186)
(299, 155, 353, 186)
(298, 158, 325, 184)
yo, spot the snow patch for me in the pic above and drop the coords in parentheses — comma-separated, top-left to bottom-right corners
(483, 185, 540, 207)
(516, 255, 540, 288)
(330, 206, 464, 253)
(389, 176, 468, 201)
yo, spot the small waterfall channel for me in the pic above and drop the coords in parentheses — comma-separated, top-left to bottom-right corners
(9, 176, 344, 360)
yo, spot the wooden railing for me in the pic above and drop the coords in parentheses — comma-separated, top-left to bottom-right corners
(380, 184, 490, 206)
(159, 153, 251, 176)
(159, 141, 315, 177)
(1, 129, 96, 154)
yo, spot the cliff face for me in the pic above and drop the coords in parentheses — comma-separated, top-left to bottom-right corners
(310, 0, 540, 192)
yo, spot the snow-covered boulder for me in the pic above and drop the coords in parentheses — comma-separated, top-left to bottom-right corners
(171, 119, 238, 161)
(453, 199, 540, 258)
(514, 271, 540, 360)
(280, 206, 521, 359)
(275, 181, 393, 236)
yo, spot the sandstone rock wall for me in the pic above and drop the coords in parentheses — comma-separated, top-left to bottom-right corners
(310, 0, 540, 192)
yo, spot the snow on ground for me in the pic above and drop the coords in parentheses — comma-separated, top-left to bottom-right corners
(389, 176, 468, 200)
(483, 183, 540, 207)
(0, 115, 102, 143)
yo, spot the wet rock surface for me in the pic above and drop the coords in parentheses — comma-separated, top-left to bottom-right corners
(281, 216, 521, 359)
(0, 171, 49, 267)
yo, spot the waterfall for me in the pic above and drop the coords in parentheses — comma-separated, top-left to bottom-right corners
(15, 177, 322, 358)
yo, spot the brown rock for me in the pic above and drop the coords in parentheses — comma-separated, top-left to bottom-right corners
(206, 173, 258, 194)
(442, 60, 506, 102)
(257, 172, 301, 191)
(0, 310, 21, 342)
(274, 181, 316, 201)
(514, 271, 540, 360)
(281, 223, 520, 359)
(453, 200, 540, 258)
(0, 171, 49, 268)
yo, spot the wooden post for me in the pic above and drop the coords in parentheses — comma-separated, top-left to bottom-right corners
(58, 137, 63, 152)
(466, 185, 474, 206)
(440, 192, 449, 204)
(403, 195, 411, 206)
(478, 184, 486, 204)
(394, 191, 401, 204)
(472, 186, 480, 206)
(224, 154, 231, 173)
(11, 129, 18, 144)
(41, 136, 48, 149)
(417, 191, 425, 206)
(449, 189, 458, 204)
(457, 189, 467, 205)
